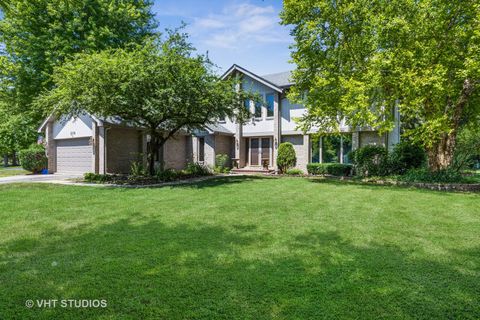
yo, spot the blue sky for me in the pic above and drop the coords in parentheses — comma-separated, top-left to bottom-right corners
(152, 0, 294, 75)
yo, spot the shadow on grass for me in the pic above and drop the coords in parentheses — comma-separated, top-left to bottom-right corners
(0, 218, 478, 319)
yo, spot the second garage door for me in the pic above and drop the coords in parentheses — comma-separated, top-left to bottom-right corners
(56, 138, 93, 174)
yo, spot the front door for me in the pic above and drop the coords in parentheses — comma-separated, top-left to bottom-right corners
(249, 138, 271, 167)
(250, 138, 260, 166)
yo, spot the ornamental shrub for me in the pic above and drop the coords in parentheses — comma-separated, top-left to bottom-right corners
(286, 168, 304, 176)
(277, 142, 297, 173)
(307, 163, 352, 176)
(185, 162, 211, 176)
(215, 153, 230, 173)
(389, 141, 426, 175)
(399, 168, 464, 183)
(83, 173, 114, 183)
(18, 144, 47, 173)
(350, 145, 388, 177)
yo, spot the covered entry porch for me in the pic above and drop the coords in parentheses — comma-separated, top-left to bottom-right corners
(232, 136, 275, 173)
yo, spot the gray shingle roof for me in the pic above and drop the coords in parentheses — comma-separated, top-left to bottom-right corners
(206, 123, 234, 135)
(261, 71, 294, 88)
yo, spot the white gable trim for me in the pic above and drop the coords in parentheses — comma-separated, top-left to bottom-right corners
(38, 111, 103, 132)
(221, 64, 283, 93)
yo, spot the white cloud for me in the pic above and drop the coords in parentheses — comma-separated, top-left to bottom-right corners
(189, 2, 291, 50)
(239, 15, 274, 33)
(194, 18, 225, 29)
(232, 3, 275, 17)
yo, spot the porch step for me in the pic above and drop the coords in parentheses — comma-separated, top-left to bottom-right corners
(230, 168, 275, 175)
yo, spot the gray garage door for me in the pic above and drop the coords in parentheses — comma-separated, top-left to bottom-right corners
(56, 138, 93, 174)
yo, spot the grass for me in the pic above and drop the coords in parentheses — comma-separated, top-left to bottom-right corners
(0, 166, 29, 178)
(0, 176, 479, 319)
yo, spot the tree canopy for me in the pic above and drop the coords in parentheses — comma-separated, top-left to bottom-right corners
(282, 0, 480, 170)
(36, 30, 250, 175)
(0, 0, 156, 158)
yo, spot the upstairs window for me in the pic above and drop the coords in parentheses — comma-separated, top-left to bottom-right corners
(266, 93, 274, 117)
(254, 100, 262, 118)
(244, 99, 251, 114)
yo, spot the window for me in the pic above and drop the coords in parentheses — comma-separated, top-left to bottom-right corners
(254, 100, 262, 118)
(342, 135, 352, 164)
(310, 134, 353, 164)
(198, 137, 205, 162)
(311, 136, 321, 163)
(322, 135, 342, 163)
(219, 115, 225, 122)
(266, 93, 274, 117)
(244, 99, 251, 114)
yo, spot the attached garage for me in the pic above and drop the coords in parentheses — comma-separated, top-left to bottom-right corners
(56, 138, 93, 174)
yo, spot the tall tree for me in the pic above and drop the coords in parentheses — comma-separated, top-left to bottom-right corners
(36, 31, 251, 175)
(281, 0, 480, 171)
(0, 0, 156, 156)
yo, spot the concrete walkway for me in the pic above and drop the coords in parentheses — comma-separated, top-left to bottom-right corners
(0, 173, 82, 184)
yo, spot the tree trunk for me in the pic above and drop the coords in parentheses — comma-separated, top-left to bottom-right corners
(12, 151, 17, 166)
(147, 130, 159, 176)
(3, 155, 8, 167)
(426, 132, 457, 171)
(147, 130, 167, 176)
(426, 79, 476, 172)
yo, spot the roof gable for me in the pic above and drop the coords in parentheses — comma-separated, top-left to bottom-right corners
(221, 64, 284, 93)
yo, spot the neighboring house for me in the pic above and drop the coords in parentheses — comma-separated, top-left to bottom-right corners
(38, 64, 400, 175)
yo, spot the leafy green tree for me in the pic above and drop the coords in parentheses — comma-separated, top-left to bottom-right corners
(36, 31, 250, 175)
(0, 0, 156, 156)
(282, 0, 480, 171)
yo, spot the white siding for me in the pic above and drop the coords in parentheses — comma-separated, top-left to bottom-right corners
(281, 98, 306, 133)
(53, 113, 94, 140)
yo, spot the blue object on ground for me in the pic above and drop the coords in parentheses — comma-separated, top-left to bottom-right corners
(41, 169, 49, 174)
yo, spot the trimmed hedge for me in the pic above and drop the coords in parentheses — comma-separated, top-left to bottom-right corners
(307, 163, 352, 176)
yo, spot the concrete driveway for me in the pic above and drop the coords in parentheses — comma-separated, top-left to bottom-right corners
(0, 173, 83, 185)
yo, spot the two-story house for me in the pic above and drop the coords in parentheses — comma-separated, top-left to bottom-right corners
(191, 64, 400, 173)
(39, 64, 400, 175)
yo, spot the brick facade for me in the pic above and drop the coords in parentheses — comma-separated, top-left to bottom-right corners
(281, 135, 309, 172)
(164, 135, 190, 170)
(106, 128, 142, 174)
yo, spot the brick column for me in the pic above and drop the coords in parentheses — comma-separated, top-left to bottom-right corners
(302, 134, 310, 172)
(46, 121, 56, 174)
(273, 92, 281, 172)
(98, 126, 106, 174)
(235, 124, 245, 167)
(92, 123, 99, 173)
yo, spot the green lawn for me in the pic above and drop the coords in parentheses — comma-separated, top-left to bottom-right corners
(0, 166, 29, 177)
(0, 177, 479, 319)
